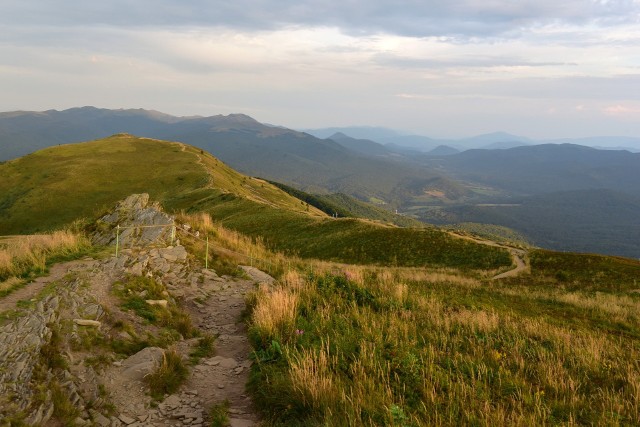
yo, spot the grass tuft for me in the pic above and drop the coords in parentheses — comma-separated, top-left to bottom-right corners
(0, 231, 92, 286)
(208, 399, 230, 427)
(146, 349, 189, 400)
(190, 334, 216, 364)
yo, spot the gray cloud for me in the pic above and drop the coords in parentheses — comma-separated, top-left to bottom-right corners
(2, 0, 639, 38)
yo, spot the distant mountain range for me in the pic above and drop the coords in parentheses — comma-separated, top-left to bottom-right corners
(425, 143, 640, 198)
(2, 107, 639, 257)
(0, 107, 450, 206)
(304, 126, 640, 153)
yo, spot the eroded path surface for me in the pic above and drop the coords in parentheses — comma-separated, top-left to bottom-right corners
(184, 274, 260, 427)
(0, 194, 268, 426)
(98, 256, 265, 427)
(0, 258, 97, 313)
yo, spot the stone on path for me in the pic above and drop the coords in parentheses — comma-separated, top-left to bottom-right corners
(145, 299, 168, 307)
(73, 319, 102, 327)
(207, 356, 238, 369)
(120, 347, 165, 381)
(230, 418, 255, 427)
(239, 266, 275, 285)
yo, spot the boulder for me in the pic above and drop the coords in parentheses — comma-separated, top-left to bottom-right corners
(120, 347, 165, 381)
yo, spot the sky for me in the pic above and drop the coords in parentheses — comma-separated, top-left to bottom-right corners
(1, 1, 640, 139)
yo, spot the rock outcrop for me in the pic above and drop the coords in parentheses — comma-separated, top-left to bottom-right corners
(93, 194, 176, 248)
(0, 194, 264, 426)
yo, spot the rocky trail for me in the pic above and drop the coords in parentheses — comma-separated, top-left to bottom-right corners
(0, 194, 270, 426)
(0, 259, 97, 313)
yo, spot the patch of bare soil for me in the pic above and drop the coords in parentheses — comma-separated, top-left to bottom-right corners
(491, 249, 527, 280)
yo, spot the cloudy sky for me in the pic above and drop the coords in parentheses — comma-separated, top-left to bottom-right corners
(1, 0, 639, 138)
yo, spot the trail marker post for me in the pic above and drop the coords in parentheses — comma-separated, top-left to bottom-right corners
(115, 225, 120, 258)
(205, 234, 209, 270)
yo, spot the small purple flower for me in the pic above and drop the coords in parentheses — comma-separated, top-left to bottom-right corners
(295, 329, 304, 335)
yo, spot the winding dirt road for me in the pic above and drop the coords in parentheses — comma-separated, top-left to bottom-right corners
(491, 248, 527, 279)
(449, 232, 529, 280)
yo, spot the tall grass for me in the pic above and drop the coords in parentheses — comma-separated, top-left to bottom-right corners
(0, 231, 90, 285)
(248, 264, 640, 426)
(175, 212, 298, 277)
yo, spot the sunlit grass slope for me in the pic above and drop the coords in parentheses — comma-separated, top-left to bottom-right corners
(133, 211, 640, 425)
(248, 254, 640, 425)
(0, 133, 321, 233)
(184, 192, 511, 270)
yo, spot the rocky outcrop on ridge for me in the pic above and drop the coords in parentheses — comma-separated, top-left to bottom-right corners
(93, 194, 176, 248)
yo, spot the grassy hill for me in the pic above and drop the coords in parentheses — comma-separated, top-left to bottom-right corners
(0, 134, 321, 233)
(0, 135, 510, 271)
(246, 245, 640, 425)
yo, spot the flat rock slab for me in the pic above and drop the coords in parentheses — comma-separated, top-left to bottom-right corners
(121, 347, 164, 381)
(73, 319, 101, 327)
(206, 356, 238, 369)
(239, 266, 275, 285)
(230, 419, 256, 427)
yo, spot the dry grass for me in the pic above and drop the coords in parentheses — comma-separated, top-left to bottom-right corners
(176, 211, 298, 276)
(146, 349, 189, 400)
(249, 263, 640, 425)
(251, 286, 299, 341)
(0, 231, 89, 283)
(0, 277, 21, 294)
(289, 341, 339, 411)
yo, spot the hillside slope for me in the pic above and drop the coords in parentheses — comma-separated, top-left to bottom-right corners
(0, 133, 323, 233)
(0, 135, 511, 270)
(434, 189, 640, 258)
(428, 143, 640, 197)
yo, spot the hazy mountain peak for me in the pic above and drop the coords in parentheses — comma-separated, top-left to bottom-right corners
(328, 132, 351, 140)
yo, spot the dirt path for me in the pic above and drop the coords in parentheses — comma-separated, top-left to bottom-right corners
(491, 248, 527, 280)
(449, 232, 529, 280)
(185, 276, 259, 426)
(0, 258, 97, 312)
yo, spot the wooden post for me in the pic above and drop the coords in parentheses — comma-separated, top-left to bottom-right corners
(116, 225, 120, 258)
(205, 234, 209, 270)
